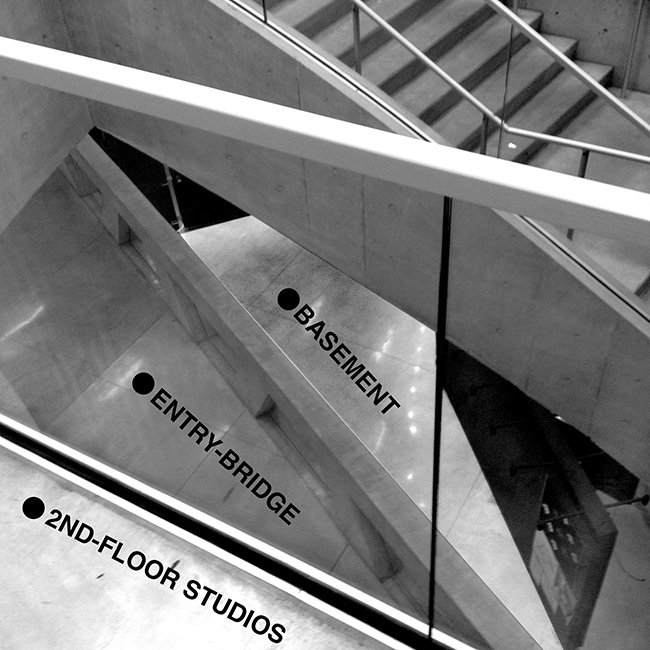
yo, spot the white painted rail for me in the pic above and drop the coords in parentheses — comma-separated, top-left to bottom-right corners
(1, 36, 650, 246)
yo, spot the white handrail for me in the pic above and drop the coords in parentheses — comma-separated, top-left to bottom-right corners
(1, 36, 650, 245)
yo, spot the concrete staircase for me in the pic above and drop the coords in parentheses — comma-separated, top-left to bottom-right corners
(258, 0, 613, 163)
(257, 0, 650, 309)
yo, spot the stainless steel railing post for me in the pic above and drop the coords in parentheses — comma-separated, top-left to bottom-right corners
(163, 163, 185, 231)
(567, 150, 590, 240)
(622, 0, 645, 98)
(352, 4, 362, 74)
(480, 114, 490, 155)
(578, 149, 590, 178)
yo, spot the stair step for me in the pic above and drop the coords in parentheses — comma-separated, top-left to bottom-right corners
(338, 0, 435, 68)
(296, 0, 351, 39)
(435, 34, 578, 149)
(483, 60, 614, 162)
(274, 0, 332, 27)
(249, 0, 287, 13)
(391, 9, 542, 125)
(308, 0, 429, 61)
(361, 0, 492, 91)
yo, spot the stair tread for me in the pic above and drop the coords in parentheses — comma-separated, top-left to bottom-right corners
(531, 93, 650, 188)
(360, 0, 489, 87)
(435, 34, 577, 147)
(249, 0, 286, 8)
(294, 0, 352, 39)
(484, 60, 613, 160)
(275, 0, 330, 26)
(310, 0, 428, 60)
(391, 10, 541, 121)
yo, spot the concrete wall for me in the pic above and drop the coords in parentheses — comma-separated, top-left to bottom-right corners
(57, 0, 650, 487)
(0, 0, 91, 232)
(520, 0, 650, 91)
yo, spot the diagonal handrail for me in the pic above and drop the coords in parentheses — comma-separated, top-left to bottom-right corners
(484, 0, 650, 139)
(350, 0, 500, 127)
(2, 35, 650, 242)
(349, 0, 650, 168)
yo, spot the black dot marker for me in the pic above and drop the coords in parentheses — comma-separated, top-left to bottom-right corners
(22, 496, 45, 520)
(132, 372, 155, 395)
(277, 288, 300, 311)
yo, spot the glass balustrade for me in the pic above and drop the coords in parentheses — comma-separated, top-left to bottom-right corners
(2, 3, 650, 648)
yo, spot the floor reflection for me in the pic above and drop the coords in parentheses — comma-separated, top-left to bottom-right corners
(184, 216, 566, 650)
(2, 167, 648, 650)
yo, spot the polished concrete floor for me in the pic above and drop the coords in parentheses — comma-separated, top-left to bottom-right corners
(1, 167, 649, 649)
(182, 217, 562, 650)
(0, 168, 558, 649)
(0, 441, 398, 650)
(184, 216, 650, 650)
(0, 170, 390, 607)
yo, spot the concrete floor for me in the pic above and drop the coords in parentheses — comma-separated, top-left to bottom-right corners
(184, 216, 650, 650)
(0, 439, 399, 650)
(0, 169, 394, 602)
(1, 166, 649, 649)
(183, 216, 565, 650)
(0, 167, 557, 649)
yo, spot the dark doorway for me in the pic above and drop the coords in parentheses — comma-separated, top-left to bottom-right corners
(90, 128, 248, 231)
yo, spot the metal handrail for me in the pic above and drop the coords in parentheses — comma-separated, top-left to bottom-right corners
(350, 0, 650, 171)
(350, 0, 500, 128)
(484, 0, 650, 139)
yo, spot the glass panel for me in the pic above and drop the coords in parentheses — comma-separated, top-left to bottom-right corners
(5, 0, 650, 647)
(444, 195, 650, 650)
(238, 1, 650, 647)
(0, 133, 442, 641)
(183, 204, 440, 627)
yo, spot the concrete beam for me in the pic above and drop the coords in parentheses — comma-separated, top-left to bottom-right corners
(0, 2, 91, 232)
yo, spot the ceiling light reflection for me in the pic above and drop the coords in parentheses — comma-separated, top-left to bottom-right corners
(1, 305, 45, 340)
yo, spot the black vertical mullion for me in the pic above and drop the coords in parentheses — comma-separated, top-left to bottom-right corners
(428, 196, 453, 642)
